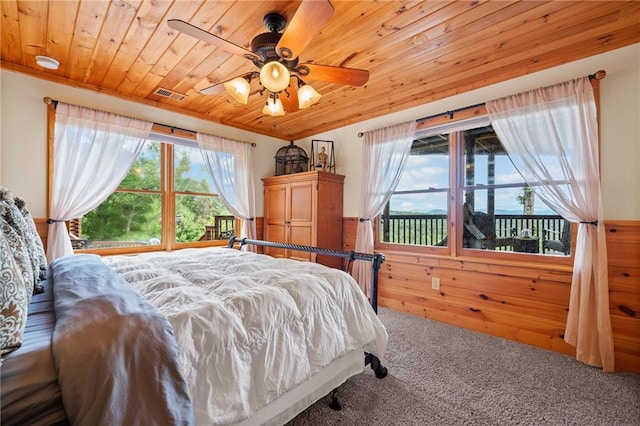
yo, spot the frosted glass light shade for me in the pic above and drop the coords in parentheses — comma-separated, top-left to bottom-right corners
(224, 77, 251, 104)
(297, 84, 322, 109)
(262, 97, 285, 116)
(259, 61, 290, 93)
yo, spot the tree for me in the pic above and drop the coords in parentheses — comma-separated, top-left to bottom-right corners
(81, 142, 233, 244)
(83, 143, 161, 241)
(516, 186, 535, 215)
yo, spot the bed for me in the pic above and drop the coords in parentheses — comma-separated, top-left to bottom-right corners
(0, 191, 388, 426)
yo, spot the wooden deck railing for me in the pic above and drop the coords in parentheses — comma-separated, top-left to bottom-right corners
(380, 214, 569, 253)
(74, 215, 236, 249)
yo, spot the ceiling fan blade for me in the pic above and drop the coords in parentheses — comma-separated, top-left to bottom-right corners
(279, 78, 299, 113)
(168, 19, 260, 62)
(298, 63, 369, 86)
(276, 0, 334, 60)
(200, 72, 259, 98)
(199, 82, 226, 95)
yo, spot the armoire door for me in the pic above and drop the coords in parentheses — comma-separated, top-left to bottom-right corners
(287, 181, 315, 261)
(263, 183, 288, 259)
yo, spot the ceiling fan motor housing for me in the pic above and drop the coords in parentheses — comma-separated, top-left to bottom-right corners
(250, 13, 299, 69)
(263, 13, 286, 32)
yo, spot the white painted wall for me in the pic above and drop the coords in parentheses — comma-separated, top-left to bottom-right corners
(299, 43, 640, 220)
(0, 70, 283, 217)
(2, 43, 639, 220)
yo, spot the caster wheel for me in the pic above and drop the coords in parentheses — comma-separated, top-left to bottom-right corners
(329, 397, 342, 411)
(374, 365, 388, 379)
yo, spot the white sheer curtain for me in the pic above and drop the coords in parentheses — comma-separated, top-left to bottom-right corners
(196, 133, 257, 246)
(486, 76, 614, 372)
(47, 103, 152, 262)
(353, 121, 417, 295)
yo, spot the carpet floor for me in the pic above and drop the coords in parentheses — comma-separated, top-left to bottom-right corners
(287, 307, 640, 425)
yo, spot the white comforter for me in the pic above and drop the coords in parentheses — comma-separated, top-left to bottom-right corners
(103, 247, 388, 425)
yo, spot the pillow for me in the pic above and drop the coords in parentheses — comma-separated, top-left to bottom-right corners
(0, 223, 31, 356)
(14, 196, 48, 290)
(0, 188, 46, 294)
(0, 206, 34, 298)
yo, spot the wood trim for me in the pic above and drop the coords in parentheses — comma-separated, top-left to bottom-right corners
(162, 143, 173, 251)
(152, 123, 198, 141)
(150, 123, 256, 146)
(415, 104, 488, 133)
(46, 100, 55, 221)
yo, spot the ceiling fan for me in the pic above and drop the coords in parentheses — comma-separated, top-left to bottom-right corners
(167, 0, 369, 116)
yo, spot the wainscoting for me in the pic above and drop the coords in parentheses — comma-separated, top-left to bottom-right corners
(343, 218, 640, 374)
(35, 217, 638, 373)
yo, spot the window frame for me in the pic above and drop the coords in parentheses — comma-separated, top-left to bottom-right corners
(46, 114, 238, 256)
(374, 104, 576, 266)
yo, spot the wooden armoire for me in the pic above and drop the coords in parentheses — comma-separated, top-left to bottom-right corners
(262, 170, 344, 269)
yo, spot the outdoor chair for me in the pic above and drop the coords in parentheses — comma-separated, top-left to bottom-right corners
(542, 219, 571, 255)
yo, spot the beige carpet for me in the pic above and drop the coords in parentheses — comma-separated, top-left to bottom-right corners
(287, 308, 640, 425)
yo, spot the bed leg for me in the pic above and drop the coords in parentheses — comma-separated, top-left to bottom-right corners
(365, 353, 388, 379)
(329, 388, 342, 411)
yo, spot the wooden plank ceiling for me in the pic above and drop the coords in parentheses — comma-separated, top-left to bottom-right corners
(2, 1, 639, 141)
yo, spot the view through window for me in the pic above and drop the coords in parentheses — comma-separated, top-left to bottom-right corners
(380, 121, 570, 257)
(71, 138, 234, 251)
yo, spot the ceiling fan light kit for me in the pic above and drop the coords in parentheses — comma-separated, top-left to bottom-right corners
(259, 61, 291, 93)
(168, 0, 369, 117)
(297, 84, 322, 109)
(223, 77, 251, 104)
(263, 95, 286, 117)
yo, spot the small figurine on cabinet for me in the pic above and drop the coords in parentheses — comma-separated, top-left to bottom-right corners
(317, 146, 328, 171)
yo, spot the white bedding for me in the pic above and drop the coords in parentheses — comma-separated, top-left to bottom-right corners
(103, 247, 388, 425)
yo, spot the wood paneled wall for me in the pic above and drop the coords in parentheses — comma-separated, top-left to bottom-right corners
(606, 221, 640, 372)
(343, 218, 640, 374)
(34, 218, 48, 249)
(35, 216, 638, 373)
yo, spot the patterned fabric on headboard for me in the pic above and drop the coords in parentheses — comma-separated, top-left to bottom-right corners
(0, 188, 48, 355)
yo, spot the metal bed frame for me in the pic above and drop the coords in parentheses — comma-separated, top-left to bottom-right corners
(227, 237, 389, 391)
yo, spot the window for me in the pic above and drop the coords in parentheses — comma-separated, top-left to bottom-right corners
(380, 132, 450, 247)
(71, 133, 234, 252)
(379, 113, 571, 258)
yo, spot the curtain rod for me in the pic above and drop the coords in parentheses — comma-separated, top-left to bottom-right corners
(356, 69, 606, 138)
(42, 97, 256, 147)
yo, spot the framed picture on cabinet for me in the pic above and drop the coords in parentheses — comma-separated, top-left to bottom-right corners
(310, 139, 335, 173)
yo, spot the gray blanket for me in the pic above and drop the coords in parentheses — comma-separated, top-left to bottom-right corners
(51, 254, 194, 426)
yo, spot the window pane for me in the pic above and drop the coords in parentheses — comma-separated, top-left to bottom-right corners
(462, 188, 570, 255)
(397, 134, 450, 191)
(462, 125, 525, 187)
(176, 194, 234, 243)
(121, 141, 161, 191)
(381, 192, 448, 246)
(461, 125, 570, 256)
(173, 144, 235, 243)
(382, 134, 450, 247)
(80, 191, 162, 248)
(174, 144, 215, 193)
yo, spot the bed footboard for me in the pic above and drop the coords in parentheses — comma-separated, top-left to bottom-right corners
(227, 237, 388, 380)
(227, 238, 385, 312)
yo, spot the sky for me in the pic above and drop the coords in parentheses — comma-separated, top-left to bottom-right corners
(391, 152, 556, 215)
